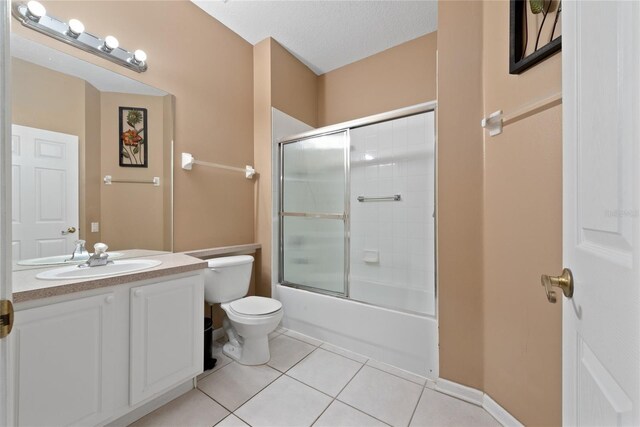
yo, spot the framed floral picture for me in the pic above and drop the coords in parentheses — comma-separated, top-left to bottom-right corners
(119, 106, 148, 167)
(509, 0, 562, 74)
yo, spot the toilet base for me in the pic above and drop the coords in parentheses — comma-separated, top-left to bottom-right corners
(222, 335, 270, 365)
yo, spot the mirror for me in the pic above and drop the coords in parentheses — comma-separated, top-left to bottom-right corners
(10, 34, 174, 269)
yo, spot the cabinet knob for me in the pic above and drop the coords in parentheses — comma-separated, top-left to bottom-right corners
(134, 289, 143, 297)
(105, 295, 114, 304)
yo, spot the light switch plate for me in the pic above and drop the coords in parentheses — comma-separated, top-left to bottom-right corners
(91, 222, 99, 233)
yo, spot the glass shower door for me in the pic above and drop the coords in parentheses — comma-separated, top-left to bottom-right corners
(280, 131, 348, 295)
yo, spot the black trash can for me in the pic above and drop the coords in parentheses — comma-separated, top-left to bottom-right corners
(204, 318, 217, 371)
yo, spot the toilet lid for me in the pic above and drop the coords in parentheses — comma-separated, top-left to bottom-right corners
(229, 296, 282, 316)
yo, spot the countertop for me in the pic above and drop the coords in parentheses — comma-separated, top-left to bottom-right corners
(13, 252, 207, 304)
(12, 243, 261, 304)
(183, 243, 261, 259)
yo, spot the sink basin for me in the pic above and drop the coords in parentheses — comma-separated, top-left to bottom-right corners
(18, 252, 124, 266)
(36, 259, 162, 280)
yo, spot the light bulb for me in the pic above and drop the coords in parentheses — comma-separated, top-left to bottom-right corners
(67, 19, 85, 37)
(102, 35, 119, 52)
(133, 49, 147, 64)
(26, 0, 46, 21)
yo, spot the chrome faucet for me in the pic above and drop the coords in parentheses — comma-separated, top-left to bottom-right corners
(79, 243, 112, 268)
(67, 240, 90, 262)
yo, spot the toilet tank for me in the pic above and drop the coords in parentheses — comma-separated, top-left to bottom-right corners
(204, 255, 254, 303)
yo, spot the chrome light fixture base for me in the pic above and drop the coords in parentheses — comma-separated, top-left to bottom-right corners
(12, 2, 148, 73)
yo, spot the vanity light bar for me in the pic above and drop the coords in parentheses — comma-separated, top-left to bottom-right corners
(12, 1, 148, 73)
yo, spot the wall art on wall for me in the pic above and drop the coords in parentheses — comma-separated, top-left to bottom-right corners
(510, 0, 562, 74)
(119, 106, 148, 167)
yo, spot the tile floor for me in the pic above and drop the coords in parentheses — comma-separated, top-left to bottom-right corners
(130, 328, 500, 427)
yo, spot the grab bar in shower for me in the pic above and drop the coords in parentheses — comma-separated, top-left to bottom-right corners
(357, 194, 401, 202)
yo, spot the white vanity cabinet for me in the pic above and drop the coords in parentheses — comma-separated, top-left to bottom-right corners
(11, 292, 118, 427)
(11, 271, 204, 426)
(130, 275, 204, 405)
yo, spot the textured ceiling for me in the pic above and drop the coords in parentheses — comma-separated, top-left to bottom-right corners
(192, 0, 438, 75)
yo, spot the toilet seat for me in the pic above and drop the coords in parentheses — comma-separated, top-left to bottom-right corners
(228, 296, 282, 316)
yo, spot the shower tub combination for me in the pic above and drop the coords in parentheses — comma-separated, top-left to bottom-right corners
(272, 103, 437, 378)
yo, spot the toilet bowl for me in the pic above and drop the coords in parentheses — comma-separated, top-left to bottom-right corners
(204, 255, 283, 365)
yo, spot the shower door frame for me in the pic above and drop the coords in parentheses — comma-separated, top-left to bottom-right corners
(278, 128, 351, 298)
(278, 101, 438, 311)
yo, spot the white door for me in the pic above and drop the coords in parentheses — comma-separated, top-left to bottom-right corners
(0, 1, 13, 425)
(563, 1, 639, 425)
(11, 125, 79, 261)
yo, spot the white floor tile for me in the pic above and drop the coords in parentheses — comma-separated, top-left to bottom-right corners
(129, 389, 228, 427)
(284, 330, 324, 346)
(314, 400, 388, 427)
(198, 341, 233, 380)
(366, 359, 427, 386)
(215, 414, 250, 427)
(197, 362, 280, 411)
(267, 334, 316, 372)
(409, 389, 500, 427)
(235, 375, 332, 427)
(288, 348, 363, 397)
(320, 342, 369, 363)
(338, 366, 423, 427)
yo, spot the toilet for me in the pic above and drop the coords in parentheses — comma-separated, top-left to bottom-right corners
(204, 255, 283, 365)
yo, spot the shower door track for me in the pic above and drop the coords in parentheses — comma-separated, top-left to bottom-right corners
(278, 101, 436, 145)
(278, 101, 437, 304)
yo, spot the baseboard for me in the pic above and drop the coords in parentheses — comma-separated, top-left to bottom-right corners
(482, 394, 524, 427)
(435, 378, 484, 405)
(105, 380, 194, 426)
(212, 328, 225, 341)
(435, 378, 523, 427)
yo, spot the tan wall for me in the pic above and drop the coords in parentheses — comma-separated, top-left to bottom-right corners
(162, 95, 174, 251)
(318, 32, 437, 126)
(253, 39, 273, 297)
(271, 39, 318, 128)
(83, 83, 102, 248)
(437, 1, 485, 390)
(99, 92, 165, 251)
(10, 59, 98, 245)
(481, 1, 562, 425)
(12, 0, 255, 252)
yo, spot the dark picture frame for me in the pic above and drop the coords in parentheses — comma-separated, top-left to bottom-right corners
(510, 0, 562, 75)
(118, 106, 148, 168)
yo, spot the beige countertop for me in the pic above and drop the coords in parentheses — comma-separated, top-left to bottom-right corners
(11, 249, 171, 272)
(183, 243, 261, 259)
(12, 244, 261, 304)
(13, 253, 207, 304)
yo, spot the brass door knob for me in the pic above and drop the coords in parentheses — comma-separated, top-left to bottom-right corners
(61, 226, 77, 235)
(541, 268, 574, 303)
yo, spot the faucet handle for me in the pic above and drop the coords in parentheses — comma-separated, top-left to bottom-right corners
(94, 243, 108, 255)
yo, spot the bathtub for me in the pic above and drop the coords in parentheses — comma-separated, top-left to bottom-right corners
(275, 284, 439, 379)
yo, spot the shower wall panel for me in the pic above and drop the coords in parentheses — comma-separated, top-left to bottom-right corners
(349, 112, 436, 315)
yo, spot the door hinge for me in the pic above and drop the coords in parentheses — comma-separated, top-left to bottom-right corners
(0, 300, 14, 339)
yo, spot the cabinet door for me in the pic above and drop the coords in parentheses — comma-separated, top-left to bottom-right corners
(130, 274, 204, 405)
(11, 293, 116, 427)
